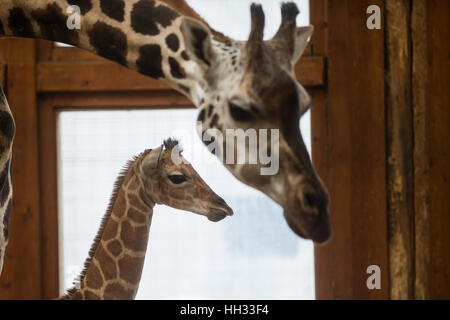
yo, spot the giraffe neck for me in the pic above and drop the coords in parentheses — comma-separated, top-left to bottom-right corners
(0, 0, 215, 104)
(62, 159, 156, 300)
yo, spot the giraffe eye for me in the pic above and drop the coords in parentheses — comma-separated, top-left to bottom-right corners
(168, 174, 188, 184)
(228, 102, 253, 122)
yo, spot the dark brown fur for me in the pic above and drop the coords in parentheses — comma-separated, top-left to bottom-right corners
(131, 0, 179, 36)
(100, 0, 125, 22)
(87, 21, 128, 65)
(8, 7, 34, 37)
(168, 57, 186, 78)
(165, 33, 180, 52)
(31, 3, 80, 46)
(67, 0, 93, 15)
(136, 44, 165, 79)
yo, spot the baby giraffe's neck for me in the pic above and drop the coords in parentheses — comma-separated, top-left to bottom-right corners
(61, 159, 155, 300)
(0, 0, 200, 101)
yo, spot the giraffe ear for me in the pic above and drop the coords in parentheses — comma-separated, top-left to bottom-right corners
(141, 145, 164, 175)
(292, 25, 314, 64)
(180, 17, 215, 69)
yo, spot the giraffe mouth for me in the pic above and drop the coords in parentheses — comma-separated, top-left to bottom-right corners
(207, 208, 233, 222)
(283, 206, 331, 243)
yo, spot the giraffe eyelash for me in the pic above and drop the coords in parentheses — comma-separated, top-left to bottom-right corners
(168, 174, 188, 184)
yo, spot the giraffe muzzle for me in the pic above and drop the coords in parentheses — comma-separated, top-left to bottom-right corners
(284, 206, 331, 243)
(282, 182, 331, 243)
(207, 196, 234, 222)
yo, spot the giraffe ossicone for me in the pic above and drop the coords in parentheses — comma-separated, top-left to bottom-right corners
(61, 138, 233, 300)
(0, 0, 331, 277)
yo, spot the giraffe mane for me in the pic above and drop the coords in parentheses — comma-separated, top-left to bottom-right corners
(61, 149, 153, 299)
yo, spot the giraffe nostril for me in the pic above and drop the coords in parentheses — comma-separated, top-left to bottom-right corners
(214, 196, 226, 206)
(304, 192, 316, 208)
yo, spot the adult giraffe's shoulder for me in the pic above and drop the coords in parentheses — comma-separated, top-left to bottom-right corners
(0, 0, 331, 277)
(60, 138, 232, 299)
(0, 86, 14, 276)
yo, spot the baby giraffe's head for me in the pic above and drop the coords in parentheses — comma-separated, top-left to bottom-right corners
(179, 3, 331, 242)
(137, 138, 233, 222)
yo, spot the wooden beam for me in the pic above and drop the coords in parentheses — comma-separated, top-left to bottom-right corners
(42, 90, 192, 108)
(309, 0, 333, 300)
(0, 62, 6, 89)
(49, 46, 103, 62)
(309, 0, 328, 55)
(36, 57, 325, 93)
(37, 61, 168, 92)
(385, 0, 415, 300)
(294, 56, 325, 87)
(38, 95, 59, 299)
(314, 0, 389, 299)
(420, 0, 450, 299)
(411, 0, 429, 300)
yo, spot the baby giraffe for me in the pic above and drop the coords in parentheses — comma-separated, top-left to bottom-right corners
(60, 138, 233, 300)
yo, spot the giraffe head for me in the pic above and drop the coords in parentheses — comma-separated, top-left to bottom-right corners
(138, 138, 233, 222)
(179, 3, 330, 243)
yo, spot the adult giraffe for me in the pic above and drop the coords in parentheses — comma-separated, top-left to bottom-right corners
(0, 0, 331, 276)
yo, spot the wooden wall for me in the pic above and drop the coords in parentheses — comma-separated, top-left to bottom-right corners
(314, 0, 450, 299)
